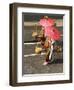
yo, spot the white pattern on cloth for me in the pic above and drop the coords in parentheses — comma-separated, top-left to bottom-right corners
(49, 40, 55, 60)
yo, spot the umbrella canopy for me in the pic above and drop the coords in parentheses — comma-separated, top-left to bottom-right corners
(39, 18, 49, 28)
(39, 18, 55, 28)
(47, 18, 55, 26)
(44, 26, 61, 41)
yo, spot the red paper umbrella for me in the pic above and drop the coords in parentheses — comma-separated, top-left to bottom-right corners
(44, 26, 61, 41)
(39, 18, 49, 27)
(47, 18, 55, 26)
(39, 18, 55, 27)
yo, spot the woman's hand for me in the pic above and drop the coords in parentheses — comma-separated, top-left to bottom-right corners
(32, 32, 38, 37)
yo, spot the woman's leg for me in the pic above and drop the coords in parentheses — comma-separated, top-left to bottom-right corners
(46, 48, 50, 62)
(43, 46, 51, 65)
(43, 43, 54, 65)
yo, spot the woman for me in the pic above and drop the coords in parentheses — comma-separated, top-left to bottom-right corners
(39, 16, 61, 65)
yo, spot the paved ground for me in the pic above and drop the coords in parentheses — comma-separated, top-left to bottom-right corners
(23, 53, 63, 75)
(23, 42, 63, 75)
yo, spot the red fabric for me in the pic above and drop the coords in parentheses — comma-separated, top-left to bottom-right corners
(39, 17, 61, 41)
(47, 18, 55, 26)
(39, 18, 55, 27)
(44, 26, 61, 41)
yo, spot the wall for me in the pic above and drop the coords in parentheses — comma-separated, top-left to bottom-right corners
(0, 0, 74, 90)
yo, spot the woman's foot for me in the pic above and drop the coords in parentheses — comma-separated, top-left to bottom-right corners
(43, 61, 49, 65)
(43, 59, 53, 65)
